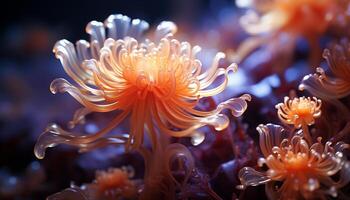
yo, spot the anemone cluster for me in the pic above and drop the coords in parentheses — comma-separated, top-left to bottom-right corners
(32, 1, 350, 199)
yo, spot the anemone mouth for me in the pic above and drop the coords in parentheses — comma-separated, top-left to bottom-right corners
(282, 152, 310, 172)
(275, 96, 321, 127)
(101, 37, 202, 100)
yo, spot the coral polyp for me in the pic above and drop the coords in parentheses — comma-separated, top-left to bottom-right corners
(34, 14, 251, 158)
(238, 124, 350, 200)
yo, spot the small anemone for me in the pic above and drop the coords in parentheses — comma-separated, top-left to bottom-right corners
(238, 124, 350, 200)
(275, 96, 321, 144)
(275, 96, 321, 128)
(47, 166, 138, 200)
(93, 167, 137, 198)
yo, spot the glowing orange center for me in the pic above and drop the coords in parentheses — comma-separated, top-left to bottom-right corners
(275, 0, 335, 34)
(96, 169, 131, 192)
(294, 102, 313, 117)
(284, 151, 310, 172)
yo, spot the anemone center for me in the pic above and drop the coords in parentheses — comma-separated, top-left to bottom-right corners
(284, 151, 309, 172)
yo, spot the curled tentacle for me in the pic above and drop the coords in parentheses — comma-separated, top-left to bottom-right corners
(34, 111, 129, 159)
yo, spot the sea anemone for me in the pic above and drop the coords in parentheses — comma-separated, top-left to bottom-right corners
(34, 14, 251, 159)
(276, 96, 321, 128)
(275, 96, 321, 143)
(92, 167, 136, 198)
(234, 0, 341, 69)
(47, 167, 138, 200)
(300, 39, 350, 100)
(299, 40, 350, 141)
(238, 124, 350, 200)
(239, 0, 337, 36)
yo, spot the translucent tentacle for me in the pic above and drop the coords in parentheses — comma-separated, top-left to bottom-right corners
(198, 52, 225, 83)
(153, 95, 250, 137)
(68, 107, 92, 129)
(240, 10, 287, 35)
(50, 78, 121, 112)
(164, 143, 195, 188)
(183, 94, 251, 118)
(78, 135, 129, 153)
(257, 123, 285, 158)
(86, 20, 106, 49)
(198, 63, 238, 97)
(229, 35, 271, 63)
(104, 14, 131, 39)
(237, 167, 271, 189)
(155, 21, 177, 40)
(34, 110, 129, 159)
(128, 18, 150, 40)
(47, 185, 88, 200)
(53, 40, 99, 93)
(300, 67, 350, 99)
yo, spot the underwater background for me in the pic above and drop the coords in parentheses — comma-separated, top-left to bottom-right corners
(1, 0, 350, 199)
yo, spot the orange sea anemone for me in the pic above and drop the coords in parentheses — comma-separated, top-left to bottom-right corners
(233, 0, 341, 69)
(275, 96, 321, 143)
(239, 0, 337, 36)
(300, 39, 350, 99)
(34, 14, 251, 159)
(91, 167, 137, 199)
(276, 96, 321, 128)
(47, 167, 138, 200)
(238, 124, 350, 200)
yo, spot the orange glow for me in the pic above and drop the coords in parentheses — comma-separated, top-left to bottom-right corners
(95, 168, 134, 193)
(233, 0, 341, 69)
(273, 0, 335, 35)
(283, 151, 309, 172)
(240, 0, 337, 36)
(86, 167, 137, 199)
